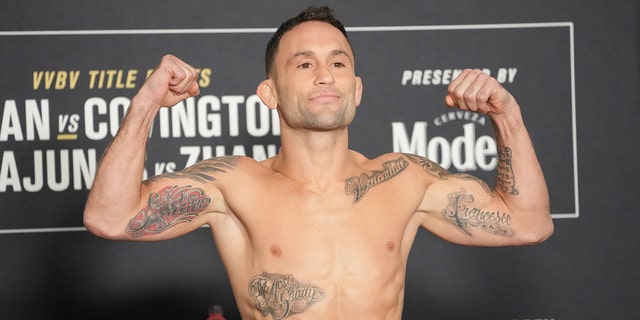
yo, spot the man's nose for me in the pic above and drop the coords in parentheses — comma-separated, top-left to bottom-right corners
(314, 65, 335, 85)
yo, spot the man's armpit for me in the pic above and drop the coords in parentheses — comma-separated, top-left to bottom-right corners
(249, 272, 325, 319)
(125, 185, 211, 238)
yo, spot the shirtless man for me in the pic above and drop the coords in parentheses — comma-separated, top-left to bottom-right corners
(83, 6, 553, 320)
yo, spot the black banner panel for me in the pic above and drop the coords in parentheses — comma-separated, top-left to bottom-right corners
(0, 23, 577, 232)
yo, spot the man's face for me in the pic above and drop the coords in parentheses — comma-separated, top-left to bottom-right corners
(269, 21, 363, 131)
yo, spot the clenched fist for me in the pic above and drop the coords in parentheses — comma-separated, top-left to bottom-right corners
(445, 69, 517, 116)
(134, 54, 201, 109)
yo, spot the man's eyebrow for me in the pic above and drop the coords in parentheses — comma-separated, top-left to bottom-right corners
(287, 50, 314, 64)
(287, 49, 352, 64)
(331, 49, 350, 58)
(330, 49, 352, 62)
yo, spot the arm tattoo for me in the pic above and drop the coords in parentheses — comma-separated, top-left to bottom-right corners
(442, 188, 514, 237)
(345, 157, 408, 203)
(125, 185, 211, 238)
(495, 147, 519, 195)
(249, 272, 325, 320)
(142, 156, 240, 185)
(404, 153, 491, 193)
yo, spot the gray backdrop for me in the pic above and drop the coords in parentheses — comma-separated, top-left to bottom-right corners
(0, 0, 637, 319)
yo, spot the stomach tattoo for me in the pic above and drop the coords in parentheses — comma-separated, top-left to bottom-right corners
(249, 272, 325, 319)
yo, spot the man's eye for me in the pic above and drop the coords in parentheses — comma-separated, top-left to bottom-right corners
(298, 62, 312, 69)
(332, 62, 346, 68)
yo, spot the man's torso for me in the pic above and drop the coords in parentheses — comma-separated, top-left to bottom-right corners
(204, 153, 431, 319)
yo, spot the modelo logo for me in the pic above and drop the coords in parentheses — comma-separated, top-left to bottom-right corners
(391, 111, 496, 172)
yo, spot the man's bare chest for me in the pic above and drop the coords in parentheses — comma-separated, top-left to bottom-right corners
(235, 183, 415, 263)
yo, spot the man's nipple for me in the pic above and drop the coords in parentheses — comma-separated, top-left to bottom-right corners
(386, 241, 396, 252)
(270, 245, 282, 257)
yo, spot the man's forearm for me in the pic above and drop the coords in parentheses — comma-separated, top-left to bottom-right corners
(84, 99, 159, 236)
(490, 105, 552, 238)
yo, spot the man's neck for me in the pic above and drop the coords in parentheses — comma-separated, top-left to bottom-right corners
(271, 128, 359, 188)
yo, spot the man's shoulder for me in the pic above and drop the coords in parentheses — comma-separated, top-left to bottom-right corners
(197, 155, 263, 168)
(361, 152, 421, 169)
(189, 155, 271, 178)
(360, 152, 447, 182)
(355, 151, 399, 164)
(353, 152, 423, 183)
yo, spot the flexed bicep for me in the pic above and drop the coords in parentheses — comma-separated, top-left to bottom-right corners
(414, 68, 552, 246)
(406, 153, 517, 246)
(125, 184, 212, 238)
(126, 156, 241, 240)
(439, 186, 514, 239)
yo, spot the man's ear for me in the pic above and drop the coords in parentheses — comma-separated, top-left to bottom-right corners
(257, 79, 277, 110)
(355, 76, 363, 107)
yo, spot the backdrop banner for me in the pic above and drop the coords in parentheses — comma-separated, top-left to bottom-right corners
(0, 1, 638, 319)
(0, 23, 577, 231)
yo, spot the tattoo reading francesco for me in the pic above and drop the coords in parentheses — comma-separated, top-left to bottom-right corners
(125, 185, 211, 238)
(249, 272, 325, 320)
(443, 188, 514, 237)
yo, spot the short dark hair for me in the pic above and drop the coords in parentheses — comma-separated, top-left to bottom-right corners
(264, 6, 350, 77)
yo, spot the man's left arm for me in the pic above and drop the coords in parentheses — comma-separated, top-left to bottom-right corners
(419, 69, 553, 246)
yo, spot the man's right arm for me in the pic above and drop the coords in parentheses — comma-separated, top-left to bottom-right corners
(83, 54, 203, 240)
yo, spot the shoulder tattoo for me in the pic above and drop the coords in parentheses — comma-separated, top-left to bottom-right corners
(403, 153, 449, 179)
(404, 153, 492, 193)
(142, 156, 240, 185)
(249, 272, 325, 319)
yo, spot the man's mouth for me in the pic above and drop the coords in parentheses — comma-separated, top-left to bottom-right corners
(310, 92, 341, 103)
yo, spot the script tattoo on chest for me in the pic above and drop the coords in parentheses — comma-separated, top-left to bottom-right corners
(249, 272, 325, 320)
(125, 185, 210, 237)
(345, 157, 408, 203)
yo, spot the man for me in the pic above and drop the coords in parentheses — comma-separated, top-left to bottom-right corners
(84, 6, 553, 320)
